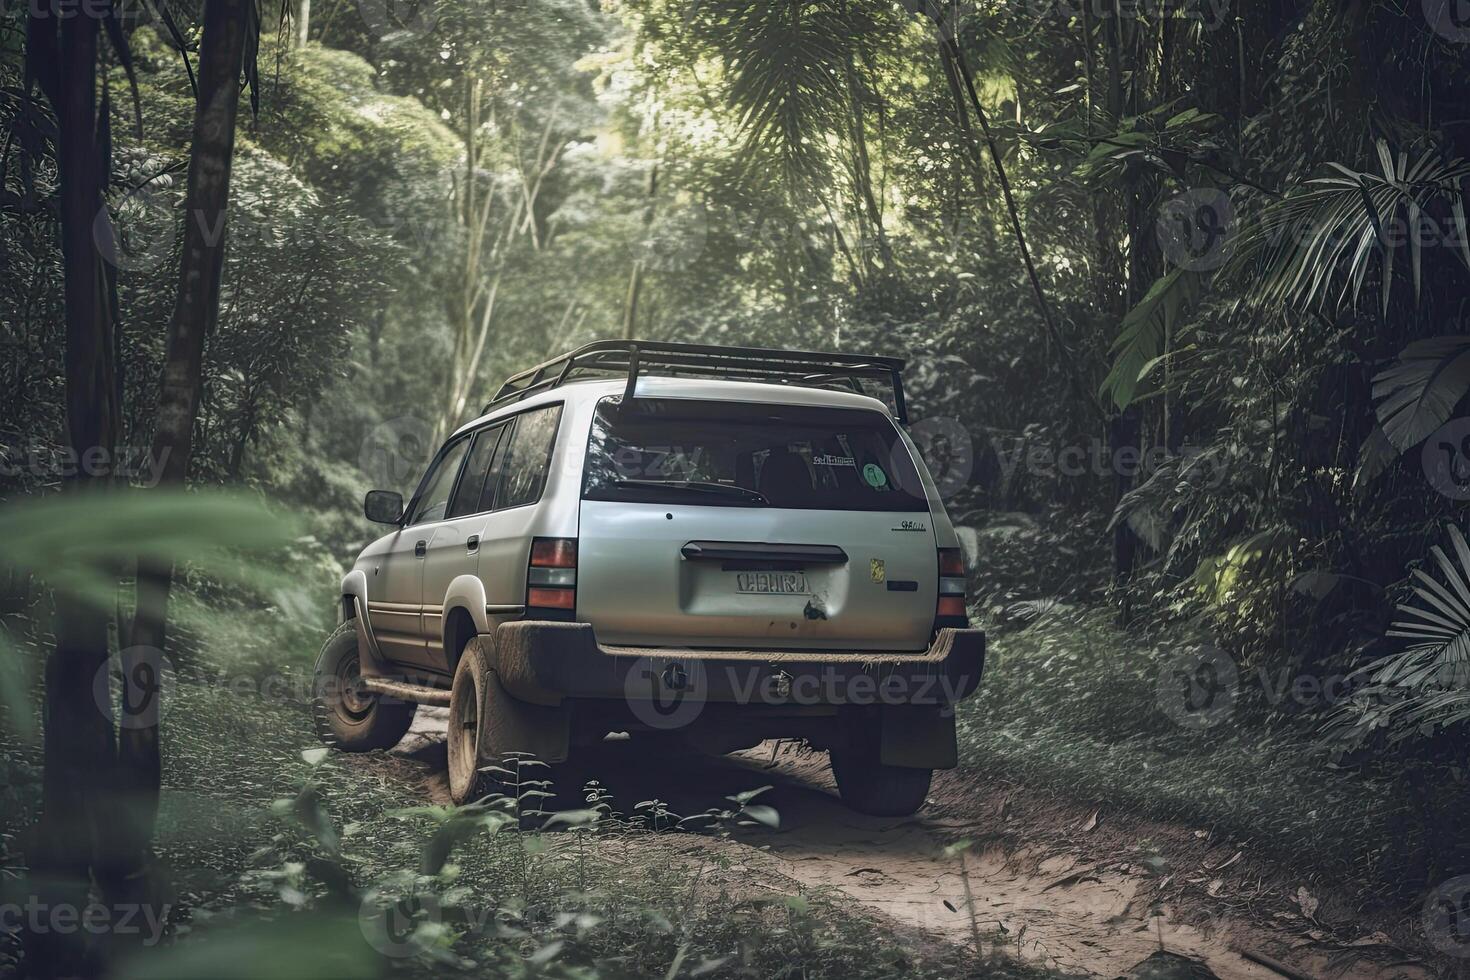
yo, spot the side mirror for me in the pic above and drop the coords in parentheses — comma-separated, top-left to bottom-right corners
(364, 490, 404, 525)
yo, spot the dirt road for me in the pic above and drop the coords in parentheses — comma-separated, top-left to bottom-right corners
(368, 709, 1430, 980)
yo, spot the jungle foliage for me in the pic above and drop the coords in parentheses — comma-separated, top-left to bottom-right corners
(5, 0, 1470, 971)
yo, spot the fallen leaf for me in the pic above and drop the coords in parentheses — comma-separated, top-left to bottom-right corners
(1206, 878, 1224, 896)
(1081, 809, 1099, 833)
(1295, 885, 1319, 920)
(1042, 865, 1103, 892)
(942, 900, 958, 913)
(1207, 850, 1242, 871)
(1139, 854, 1169, 876)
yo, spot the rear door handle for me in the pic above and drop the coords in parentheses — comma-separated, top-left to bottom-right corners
(414, 539, 427, 558)
(680, 541, 848, 564)
(466, 534, 480, 553)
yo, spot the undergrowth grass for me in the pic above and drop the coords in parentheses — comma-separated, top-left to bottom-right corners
(2, 587, 1060, 979)
(954, 602, 1419, 897)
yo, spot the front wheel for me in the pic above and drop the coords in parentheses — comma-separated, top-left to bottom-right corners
(830, 722, 932, 817)
(311, 622, 416, 751)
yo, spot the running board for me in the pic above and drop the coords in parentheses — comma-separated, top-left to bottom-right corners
(361, 676, 452, 707)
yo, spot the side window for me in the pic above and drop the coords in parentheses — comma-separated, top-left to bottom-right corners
(408, 438, 471, 525)
(446, 424, 505, 519)
(496, 405, 563, 509)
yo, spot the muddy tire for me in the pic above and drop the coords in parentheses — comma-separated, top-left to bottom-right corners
(311, 622, 416, 752)
(447, 635, 571, 806)
(830, 725, 932, 817)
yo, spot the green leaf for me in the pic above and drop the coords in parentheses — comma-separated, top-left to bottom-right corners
(541, 809, 602, 829)
(739, 804, 780, 829)
(1230, 147, 1470, 313)
(1099, 268, 1202, 410)
(113, 912, 377, 979)
(1371, 336, 1470, 452)
(727, 784, 772, 805)
(0, 489, 300, 611)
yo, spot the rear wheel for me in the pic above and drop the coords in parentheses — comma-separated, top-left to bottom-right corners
(830, 722, 932, 817)
(447, 636, 571, 806)
(312, 622, 416, 751)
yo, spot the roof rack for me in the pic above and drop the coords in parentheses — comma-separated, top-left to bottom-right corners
(483, 340, 908, 422)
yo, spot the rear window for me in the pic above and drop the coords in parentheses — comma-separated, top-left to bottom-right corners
(582, 397, 928, 512)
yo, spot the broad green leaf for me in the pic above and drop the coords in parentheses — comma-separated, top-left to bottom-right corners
(1099, 268, 1202, 410)
(739, 804, 780, 829)
(1371, 336, 1470, 451)
(0, 489, 300, 611)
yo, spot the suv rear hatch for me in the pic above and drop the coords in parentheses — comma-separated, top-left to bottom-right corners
(576, 396, 937, 651)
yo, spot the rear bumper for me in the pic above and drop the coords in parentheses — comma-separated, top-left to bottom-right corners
(492, 621, 985, 710)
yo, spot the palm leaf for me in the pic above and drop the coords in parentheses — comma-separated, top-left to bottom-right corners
(1099, 268, 1202, 411)
(1228, 141, 1470, 313)
(697, 0, 852, 187)
(1384, 526, 1470, 679)
(1370, 335, 1470, 452)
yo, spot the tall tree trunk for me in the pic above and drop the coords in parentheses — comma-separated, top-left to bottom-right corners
(26, 7, 122, 975)
(295, 0, 310, 47)
(128, 0, 251, 882)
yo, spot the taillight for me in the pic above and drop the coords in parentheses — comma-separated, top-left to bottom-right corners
(527, 537, 577, 619)
(531, 538, 577, 568)
(935, 547, 969, 631)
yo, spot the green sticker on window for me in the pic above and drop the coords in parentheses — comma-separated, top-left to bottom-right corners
(862, 463, 888, 488)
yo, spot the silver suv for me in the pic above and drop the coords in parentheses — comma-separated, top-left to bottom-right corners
(313, 342, 985, 816)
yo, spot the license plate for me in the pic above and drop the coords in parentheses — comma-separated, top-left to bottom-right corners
(734, 571, 810, 595)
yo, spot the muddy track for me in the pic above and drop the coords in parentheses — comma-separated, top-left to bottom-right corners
(355, 710, 1433, 980)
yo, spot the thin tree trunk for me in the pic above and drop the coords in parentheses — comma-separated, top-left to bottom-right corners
(623, 162, 657, 339)
(27, 8, 122, 975)
(839, 17, 892, 278)
(128, 0, 252, 882)
(935, 31, 1104, 423)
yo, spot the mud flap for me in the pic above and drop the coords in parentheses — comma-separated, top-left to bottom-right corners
(484, 667, 572, 764)
(879, 705, 957, 769)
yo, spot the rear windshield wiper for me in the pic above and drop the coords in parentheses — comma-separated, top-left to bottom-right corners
(611, 479, 769, 505)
